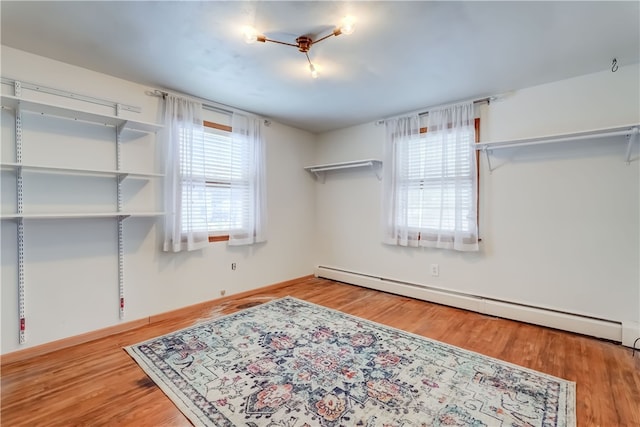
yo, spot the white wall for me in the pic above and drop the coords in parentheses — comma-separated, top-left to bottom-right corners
(315, 65, 639, 328)
(1, 47, 318, 354)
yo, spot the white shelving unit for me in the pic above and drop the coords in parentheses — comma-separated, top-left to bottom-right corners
(476, 124, 639, 172)
(305, 159, 383, 182)
(1, 81, 163, 344)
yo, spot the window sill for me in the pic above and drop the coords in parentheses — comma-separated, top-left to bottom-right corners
(209, 235, 229, 242)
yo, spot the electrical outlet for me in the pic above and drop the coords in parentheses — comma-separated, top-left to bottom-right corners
(430, 264, 439, 277)
(231, 263, 236, 270)
(220, 289, 226, 296)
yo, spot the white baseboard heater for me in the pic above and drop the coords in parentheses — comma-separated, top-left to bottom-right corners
(315, 266, 633, 346)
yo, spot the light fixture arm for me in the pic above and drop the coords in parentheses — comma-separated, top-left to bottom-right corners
(257, 36, 298, 49)
(313, 28, 343, 45)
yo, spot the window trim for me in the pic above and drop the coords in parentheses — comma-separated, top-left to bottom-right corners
(203, 120, 232, 243)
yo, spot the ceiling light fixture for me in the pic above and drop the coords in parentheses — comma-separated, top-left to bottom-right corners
(243, 16, 356, 78)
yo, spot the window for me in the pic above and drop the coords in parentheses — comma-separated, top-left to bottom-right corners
(382, 104, 479, 251)
(164, 96, 265, 252)
(406, 119, 479, 234)
(179, 120, 234, 242)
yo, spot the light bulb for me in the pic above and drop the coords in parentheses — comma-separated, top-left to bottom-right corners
(243, 26, 258, 44)
(340, 16, 356, 35)
(309, 63, 318, 79)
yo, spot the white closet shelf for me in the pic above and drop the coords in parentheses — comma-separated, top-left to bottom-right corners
(476, 124, 639, 171)
(1, 95, 163, 133)
(305, 159, 383, 181)
(0, 212, 164, 220)
(476, 124, 638, 151)
(0, 162, 163, 178)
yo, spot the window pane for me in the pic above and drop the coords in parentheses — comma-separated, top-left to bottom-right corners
(180, 124, 240, 235)
(205, 184, 231, 233)
(399, 126, 475, 233)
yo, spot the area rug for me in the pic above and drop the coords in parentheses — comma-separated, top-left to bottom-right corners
(125, 296, 576, 427)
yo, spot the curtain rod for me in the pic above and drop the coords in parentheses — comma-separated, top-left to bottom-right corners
(377, 95, 497, 124)
(149, 89, 234, 116)
(149, 88, 271, 126)
(417, 96, 495, 116)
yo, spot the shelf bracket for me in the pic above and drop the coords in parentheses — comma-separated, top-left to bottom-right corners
(14, 80, 22, 97)
(116, 122, 128, 138)
(371, 163, 382, 180)
(315, 171, 327, 184)
(625, 127, 638, 165)
(482, 147, 494, 174)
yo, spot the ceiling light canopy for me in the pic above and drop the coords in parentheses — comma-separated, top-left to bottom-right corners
(243, 16, 356, 78)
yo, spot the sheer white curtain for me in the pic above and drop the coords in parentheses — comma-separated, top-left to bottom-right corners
(382, 102, 479, 252)
(162, 95, 209, 252)
(422, 102, 478, 251)
(228, 113, 267, 245)
(382, 114, 421, 246)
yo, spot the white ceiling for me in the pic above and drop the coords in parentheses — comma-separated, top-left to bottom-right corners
(1, 1, 638, 133)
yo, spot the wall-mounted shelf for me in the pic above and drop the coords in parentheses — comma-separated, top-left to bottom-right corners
(476, 124, 639, 172)
(1, 95, 162, 133)
(305, 159, 383, 182)
(0, 162, 163, 179)
(0, 212, 164, 220)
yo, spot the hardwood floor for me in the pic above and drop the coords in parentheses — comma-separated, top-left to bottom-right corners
(2, 276, 639, 426)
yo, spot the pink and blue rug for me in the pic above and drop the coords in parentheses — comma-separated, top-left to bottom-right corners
(125, 296, 575, 426)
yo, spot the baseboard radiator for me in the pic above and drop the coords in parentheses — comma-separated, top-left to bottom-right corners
(315, 266, 624, 344)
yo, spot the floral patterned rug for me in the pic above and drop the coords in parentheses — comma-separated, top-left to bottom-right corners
(125, 297, 575, 426)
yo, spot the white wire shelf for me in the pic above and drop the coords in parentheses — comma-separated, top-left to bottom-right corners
(476, 124, 639, 171)
(0, 162, 163, 178)
(305, 159, 383, 181)
(0, 212, 164, 220)
(1, 95, 163, 133)
(476, 124, 638, 151)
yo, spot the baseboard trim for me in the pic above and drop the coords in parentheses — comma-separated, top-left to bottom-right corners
(1, 274, 314, 366)
(315, 266, 623, 343)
